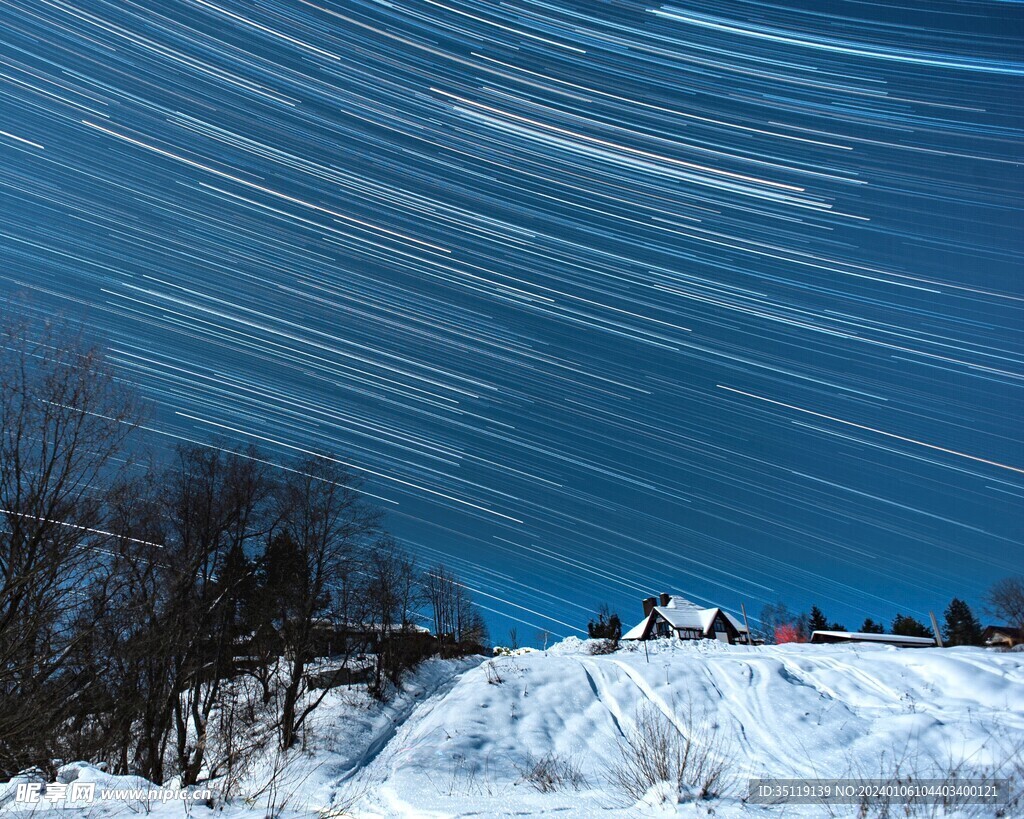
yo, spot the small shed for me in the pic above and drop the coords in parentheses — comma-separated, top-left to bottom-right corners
(981, 625, 1023, 650)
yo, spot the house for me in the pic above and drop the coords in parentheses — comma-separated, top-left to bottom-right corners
(810, 630, 935, 648)
(309, 620, 434, 657)
(234, 619, 434, 665)
(622, 593, 752, 645)
(981, 625, 1023, 650)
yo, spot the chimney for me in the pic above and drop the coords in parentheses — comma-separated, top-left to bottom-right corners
(659, 592, 671, 607)
(642, 597, 657, 617)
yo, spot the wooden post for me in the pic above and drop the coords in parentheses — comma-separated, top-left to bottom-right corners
(741, 603, 752, 645)
(929, 611, 944, 647)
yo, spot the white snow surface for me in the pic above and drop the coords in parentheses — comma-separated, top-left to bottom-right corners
(4, 638, 1023, 817)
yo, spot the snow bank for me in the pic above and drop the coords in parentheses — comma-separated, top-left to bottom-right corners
(346, 642, 1023, 817)
(3, 644, 1021, 817)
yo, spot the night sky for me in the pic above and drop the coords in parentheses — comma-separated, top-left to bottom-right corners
(1, 0, 1021, 641)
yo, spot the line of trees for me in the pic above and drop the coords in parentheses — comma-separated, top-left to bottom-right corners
(0, 307, 486, 784)
(760, 584, 1023, 646)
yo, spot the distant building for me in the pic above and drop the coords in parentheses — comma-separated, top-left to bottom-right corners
(235, 619, 434, 663)
(981, 625, 1023, 650)
(810, 630, 935, 648)
(622, 593, 753, 645)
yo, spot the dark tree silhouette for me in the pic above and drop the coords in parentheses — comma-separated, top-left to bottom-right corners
(588, 604, 622, 642)
(891, 613, 933, 639)
(808, 606, 829, 633)
(0, 306, 141, 777)
(984, 577, 1024, 633)
(942, 598, 983, 647)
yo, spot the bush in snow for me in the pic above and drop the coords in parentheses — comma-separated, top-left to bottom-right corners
(483, 661, 504, 685)
(515, 751, 587, 793)
(587, 604, 622, 643)
(493, 645, 537, 657)
(612, 701, 731, 804)
(587, 638, 618, 655)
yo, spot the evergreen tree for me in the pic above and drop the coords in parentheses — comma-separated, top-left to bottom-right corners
(808, 606, 829, 632)
(217, 542, 259, 628)
(860, 618, 884, 634)
(942, 598, 982, 646)
(829, 622, 847, 632)
(891, 613, 933, 638)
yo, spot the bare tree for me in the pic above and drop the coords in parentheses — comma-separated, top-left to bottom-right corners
(985, 576, 1024, 632)
(162, 445, 270, 785)
(0, 306, 142, 777)
(364, 538, 423, 693)
(424, 563, 457, 649)
(262, 456, 380, 749)
(0, 301, 468, 780)
(83, 470, 172, 781)
(423, 564, 487, 655)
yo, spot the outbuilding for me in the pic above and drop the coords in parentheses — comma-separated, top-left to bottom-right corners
(810, 630, 935, 648)
(981, 625, 1023, 650)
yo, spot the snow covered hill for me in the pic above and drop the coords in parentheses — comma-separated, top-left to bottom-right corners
(5, 639, 1022, 817)
(341, 639, 1023, 817)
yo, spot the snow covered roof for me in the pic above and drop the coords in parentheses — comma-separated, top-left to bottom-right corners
(656, 598, 747, 633)
(982, 625, 1023, 639)
(811, 630, 935, 646)
(622, 612, 655, 641)
(654, 601, 702, 630)
(622, 595, 748, 639)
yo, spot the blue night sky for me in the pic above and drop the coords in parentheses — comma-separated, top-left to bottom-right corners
(1, 0, 1021, 640)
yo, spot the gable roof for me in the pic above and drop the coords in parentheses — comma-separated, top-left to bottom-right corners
(982, 625, 1024, 640)
(622, 595, 748, 639)
(622, 611, 656, 641)
(978, 626, 1019, 638)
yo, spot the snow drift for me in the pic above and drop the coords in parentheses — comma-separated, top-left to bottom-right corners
(4, 639, 1022, 817)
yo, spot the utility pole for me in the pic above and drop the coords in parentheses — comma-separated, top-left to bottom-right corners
(929, 611, 944, 647)
(741, 603, 752, 646)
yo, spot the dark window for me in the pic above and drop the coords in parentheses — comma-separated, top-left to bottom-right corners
(656, 619, 672, 637)
(714, 616, 728, 633)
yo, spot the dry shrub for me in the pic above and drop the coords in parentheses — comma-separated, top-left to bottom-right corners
(830, 731, 1024, 819)
(587, 638, 618, 656)
(612, 701, 731, 803)
(516, 751, 587, 793)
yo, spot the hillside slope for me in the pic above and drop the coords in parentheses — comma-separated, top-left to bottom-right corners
(345, 639, 1023, 817)
(3, 640, 1021, 817)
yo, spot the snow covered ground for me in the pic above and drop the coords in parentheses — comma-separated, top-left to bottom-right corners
(3, 639, 1022, 817)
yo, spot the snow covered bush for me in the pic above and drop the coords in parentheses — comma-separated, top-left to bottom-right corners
(612, 701, 731, 804)
(492, 645, 537, 656)
(587, 638, 618, 655)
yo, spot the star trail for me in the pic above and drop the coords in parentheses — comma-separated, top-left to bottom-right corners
(1, 0, 1021, 638)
